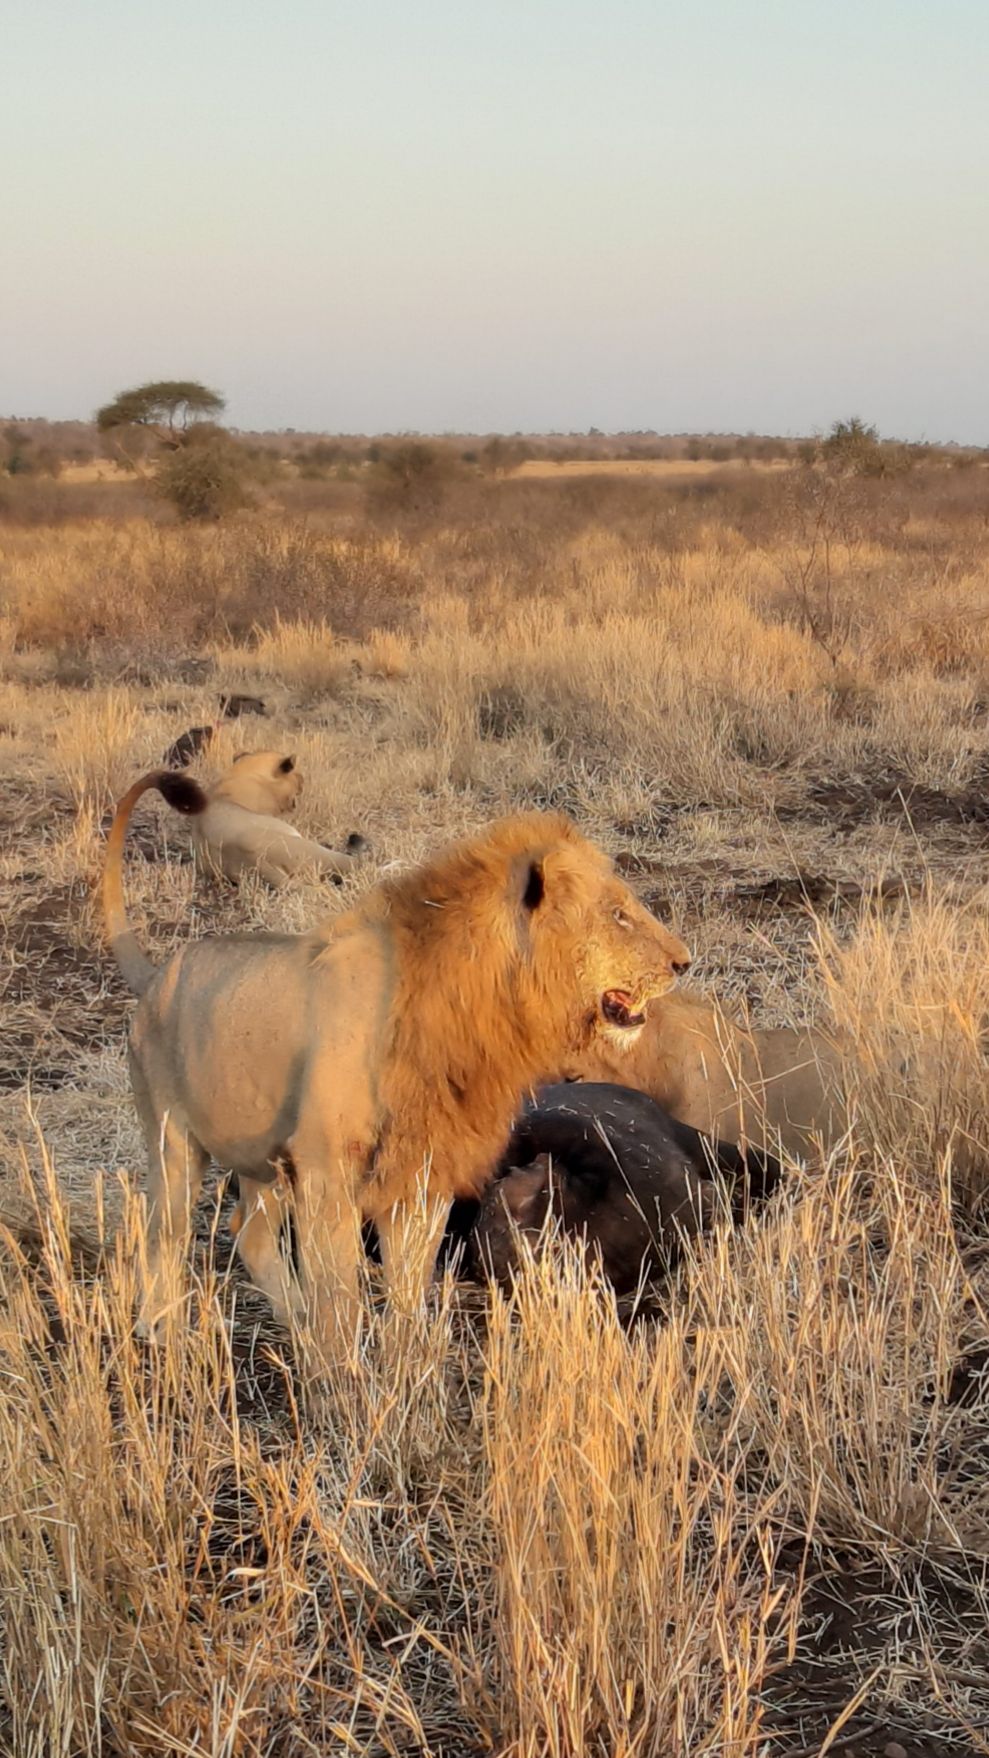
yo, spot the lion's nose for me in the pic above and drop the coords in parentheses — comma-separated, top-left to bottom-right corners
(672, 958, 691, 976)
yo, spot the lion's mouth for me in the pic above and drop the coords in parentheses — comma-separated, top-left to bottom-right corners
(600, 989, 646, 1031)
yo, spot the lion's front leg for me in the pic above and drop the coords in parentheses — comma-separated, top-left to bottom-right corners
(231, 1174, 303, 1327)
(375, 1172, 452, 1315)
(287, 1123, 364, 1373)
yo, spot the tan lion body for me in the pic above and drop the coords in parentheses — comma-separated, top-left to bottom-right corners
(103, 791, 691, 1364)
(178, 751, 363, 887)
(571, 990, 848, 1160)
(192, 801, 358, 887)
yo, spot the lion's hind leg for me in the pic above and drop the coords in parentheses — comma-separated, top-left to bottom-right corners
(130, 1054, 209, 1342)
(306, 841, 358, 881)
(252, 854, 292, 889)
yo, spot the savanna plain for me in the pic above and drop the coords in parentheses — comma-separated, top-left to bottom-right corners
(3, 446, 989, 1758)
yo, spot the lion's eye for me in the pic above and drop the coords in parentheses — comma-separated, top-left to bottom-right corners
(613, 907, 632, 931)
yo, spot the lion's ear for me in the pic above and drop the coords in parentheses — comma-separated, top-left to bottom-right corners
(522, 861, 545, 912)
(278, 756, 296, 774)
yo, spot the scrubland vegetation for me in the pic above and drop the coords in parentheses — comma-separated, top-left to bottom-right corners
(2, 438, 989, 1755)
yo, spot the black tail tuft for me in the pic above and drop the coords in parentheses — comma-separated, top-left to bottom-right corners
(157, 770, 208, 816)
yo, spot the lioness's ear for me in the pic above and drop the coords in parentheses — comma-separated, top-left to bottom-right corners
(522, 860, 545, 911)
(278, 756, 295, 774)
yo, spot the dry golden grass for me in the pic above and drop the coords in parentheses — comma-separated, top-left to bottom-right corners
(228, 617, 353, 697)
(358, 627, 412, 680)
(2, 1139, 988, 1756)
(2, 463, 989, 1754)
(0, 522, 423, 652)
(59, 459, 132, 484)
(512, 458, 789, 480)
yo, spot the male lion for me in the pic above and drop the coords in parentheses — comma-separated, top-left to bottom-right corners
(570, 989, 848, 1159)
(123, 751, 367, 887)
(102, 800, 691, 1364)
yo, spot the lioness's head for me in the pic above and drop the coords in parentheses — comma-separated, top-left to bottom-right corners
(387, 811, 690, 1056)
(214, 751, 302, 815)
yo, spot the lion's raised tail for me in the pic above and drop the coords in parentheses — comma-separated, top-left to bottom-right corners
(103, 769, 207, 996)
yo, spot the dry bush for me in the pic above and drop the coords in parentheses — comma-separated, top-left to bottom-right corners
(364, 440, 465, 520)
(358, 628, 412, 680)
(0, 522, 423, 656)
(207, 525, 423, 637)
(868, 572, 989, 676)
(155, 435, 253, 521)
(227, 617, 353, 697)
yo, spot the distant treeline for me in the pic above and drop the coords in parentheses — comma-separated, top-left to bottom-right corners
(3, 417, 985, 480)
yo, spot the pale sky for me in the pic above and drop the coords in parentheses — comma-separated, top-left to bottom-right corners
(4, 0, 987, 440)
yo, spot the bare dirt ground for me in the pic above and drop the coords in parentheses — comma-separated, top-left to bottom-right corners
(2, 463, 989, 1756)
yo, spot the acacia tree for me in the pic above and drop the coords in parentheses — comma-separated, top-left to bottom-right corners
(96, 380, 225, 470)
(94, 379, 254, 517)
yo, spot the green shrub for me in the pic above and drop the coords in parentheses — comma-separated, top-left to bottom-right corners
(820, 417, 889, 477)
(156, 438, 251, 521)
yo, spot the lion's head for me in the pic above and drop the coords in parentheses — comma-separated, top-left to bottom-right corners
(378, 811, 690, 1070)
(215, 751, 302, 816)
(512, 820, 691, 1049)
(571, 874, 690, 1044)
